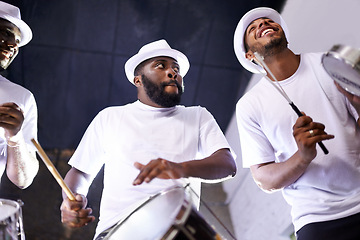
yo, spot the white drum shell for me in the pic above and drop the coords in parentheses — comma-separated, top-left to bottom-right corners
(0, 199, 22, 240)
(104, 187, 190, 240)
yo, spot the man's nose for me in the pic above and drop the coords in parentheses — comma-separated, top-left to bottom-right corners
(168, 69, 177, 79)
(258, 19, 270, 28)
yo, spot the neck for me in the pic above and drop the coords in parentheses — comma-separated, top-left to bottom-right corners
(137, 88, 169, 108)
(263, 48, 300, 81)
(137, 93, 163, 108)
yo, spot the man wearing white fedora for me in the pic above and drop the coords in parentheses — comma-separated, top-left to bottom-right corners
(0, 1, 39, 189)
(234, 7, 360, 240)
(60, 39, 236, 239)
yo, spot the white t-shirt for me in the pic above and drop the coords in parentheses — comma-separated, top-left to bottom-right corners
(236, 52, 360, 232)
(0, 75, 38, 183)
(68, 100, 232, 237)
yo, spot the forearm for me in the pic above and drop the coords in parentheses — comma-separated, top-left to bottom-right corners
(181, 148, 236, 181)
(63, 167, 92, 200)
(6, 135, 39, 189)
(251, 151, 310, 192)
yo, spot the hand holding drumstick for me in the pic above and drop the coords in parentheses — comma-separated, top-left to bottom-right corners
(31, 139, 95, 227)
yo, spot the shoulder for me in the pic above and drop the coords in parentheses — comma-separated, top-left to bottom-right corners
(301, 52, 324, 63)
(98, 104, 130, 117)
(235, 79, 272, 126)
(94, 103, 137, 123)
(237, 79, 267, 108)
(0, 76, 36, 112)
(178, 105, 212, 116)
(0, 76, 33, 95)
(176, 105, 218, 125)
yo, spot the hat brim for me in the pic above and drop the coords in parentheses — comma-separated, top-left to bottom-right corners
(125, 48, 190, 85)
(233, 7, 289, 74)
(0, 11, 32, 47)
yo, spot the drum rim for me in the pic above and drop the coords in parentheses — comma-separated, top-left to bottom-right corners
(0, 199, 20, 220)
(0, 199, 21, 228)
(322, 44, 360, 72)
(322, 44, 360, 96)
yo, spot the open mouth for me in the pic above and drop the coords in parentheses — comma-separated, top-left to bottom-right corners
(258, 27, 277, 39)
(0, 50, 12, 59)
(261, 29, 274, 37)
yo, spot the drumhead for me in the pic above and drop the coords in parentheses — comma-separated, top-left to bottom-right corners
(105, 187, 190, 240)
(322, 44, 360, 96)
(0, 199, 20, 221)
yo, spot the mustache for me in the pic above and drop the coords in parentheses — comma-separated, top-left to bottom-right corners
(161, 80, 182, 90)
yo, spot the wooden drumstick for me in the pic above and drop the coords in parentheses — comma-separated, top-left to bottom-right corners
(31, 138, 76, 201)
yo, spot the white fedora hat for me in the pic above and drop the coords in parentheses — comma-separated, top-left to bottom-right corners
(233, 7, 289, 74)
(0, 1, 32, 47)
(125, 39, 190, 84)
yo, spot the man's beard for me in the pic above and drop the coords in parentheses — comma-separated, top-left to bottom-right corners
(0, 59, 10, 71)
(0, 47, 18, 70)
(141, 74, 183, 107)
(250, 36, 287, 58)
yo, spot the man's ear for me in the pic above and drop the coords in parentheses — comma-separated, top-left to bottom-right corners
(245, 50, 255, 62)
(134, 75, 142, 87)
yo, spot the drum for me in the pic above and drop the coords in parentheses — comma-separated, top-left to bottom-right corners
(0, 199, 24, 240)
(103, 186, 221, 240)
(322, 44, 360, 96)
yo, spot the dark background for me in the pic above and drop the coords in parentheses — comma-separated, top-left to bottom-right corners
(0, 0, 285, 239)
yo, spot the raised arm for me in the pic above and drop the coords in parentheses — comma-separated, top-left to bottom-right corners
(250, 115, 334, 192)
(1, 102, 39, 189)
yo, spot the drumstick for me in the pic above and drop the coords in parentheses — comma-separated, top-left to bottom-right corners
(254, 52, 329, 155)
(31, 138, 76, 201)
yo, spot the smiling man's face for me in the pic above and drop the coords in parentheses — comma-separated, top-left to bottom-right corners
(244, 17, 287, 59)
(0, 18, 21, 70)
